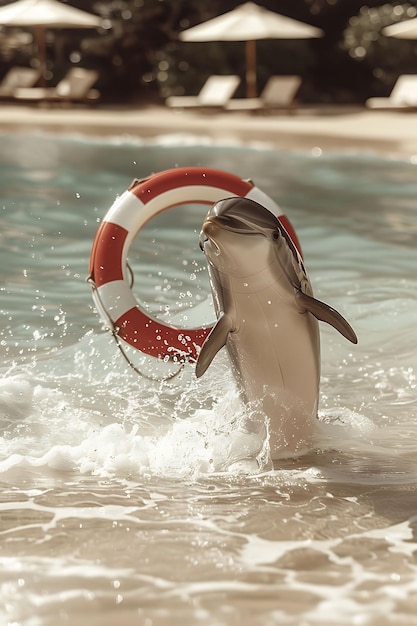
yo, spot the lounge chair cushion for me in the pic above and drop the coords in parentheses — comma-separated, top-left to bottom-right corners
(227, 75, 302, 111)
(366, 75, 417, 109)
(166, 75, 240, 108)
(0, 66, 41, 96)
(14, 68, 100, 102)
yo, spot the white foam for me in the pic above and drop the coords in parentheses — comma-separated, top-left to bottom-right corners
(0, 335, 272, 479)
(3, 330, 417, 483)
(0, 375, 34, 425)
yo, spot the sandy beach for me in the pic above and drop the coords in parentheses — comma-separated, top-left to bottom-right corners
(1, 102, 417, 158)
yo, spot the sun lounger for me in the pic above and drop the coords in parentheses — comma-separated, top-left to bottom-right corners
(226, 75, 302, 112)
(166, 75, 240, 109)
(14, 68, 100, 104)
(0, 66, 41, 98)
(366, 75, 417, 110)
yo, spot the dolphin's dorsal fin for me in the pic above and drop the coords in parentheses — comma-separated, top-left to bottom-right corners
(297, 291, 358, 344)
(196, 313, 234, 378)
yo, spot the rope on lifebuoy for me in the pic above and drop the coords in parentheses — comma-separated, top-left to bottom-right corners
(88, 166, 302, 364)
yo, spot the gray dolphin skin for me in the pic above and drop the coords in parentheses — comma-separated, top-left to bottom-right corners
(197, 197, 357, 460)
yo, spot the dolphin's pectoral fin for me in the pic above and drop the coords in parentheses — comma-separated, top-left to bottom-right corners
(196, 313, 234, 378)
(297, 291, 358, 344)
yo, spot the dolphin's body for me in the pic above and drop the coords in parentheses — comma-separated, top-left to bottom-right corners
(197, 197, 357, 459)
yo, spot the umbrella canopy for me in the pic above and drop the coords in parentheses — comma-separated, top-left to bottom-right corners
(0, 0, 102, 28)
(383, 17, 417, 39)
(179, 2, 323, 97)
(0, 0, 102, 84)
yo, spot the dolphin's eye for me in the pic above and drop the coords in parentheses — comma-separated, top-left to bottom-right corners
(272, 231, 280, 240)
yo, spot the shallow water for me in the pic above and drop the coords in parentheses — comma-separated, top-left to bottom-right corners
(2, 133, 417, 625)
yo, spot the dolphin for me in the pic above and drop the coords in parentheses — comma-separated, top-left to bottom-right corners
(196, 197, 357, 460)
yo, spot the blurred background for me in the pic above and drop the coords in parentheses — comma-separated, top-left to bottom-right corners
(0, 0, 417, 106)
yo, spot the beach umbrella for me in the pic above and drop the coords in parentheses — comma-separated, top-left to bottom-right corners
(383, 17, 417, 39)
(0, 0, 102, 85)
(179, 1, 323, 98)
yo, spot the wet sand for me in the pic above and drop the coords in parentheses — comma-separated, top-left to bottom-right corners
(1, 102, 417, 158)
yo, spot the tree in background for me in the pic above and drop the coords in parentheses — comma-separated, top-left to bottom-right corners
(0, 0, 416, 103)
(62, 0, 177, 100)
(342, 3, 417, 96)
(150, 0, 417, 104)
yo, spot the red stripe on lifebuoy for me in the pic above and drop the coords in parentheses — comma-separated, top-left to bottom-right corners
(91, 222, 128, 286)
(132, 167, 252, 203)
(115, 306, 210, 360)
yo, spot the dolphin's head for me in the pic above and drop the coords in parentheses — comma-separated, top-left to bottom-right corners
(200, 197, 300, 277)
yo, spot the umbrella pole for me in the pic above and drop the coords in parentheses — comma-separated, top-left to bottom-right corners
(34, 26, 47, 87)
(245, 39, 257, 98)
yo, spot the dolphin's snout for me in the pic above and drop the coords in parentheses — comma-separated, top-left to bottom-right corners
(200, 219, 221, 255)
(202, 219, 218, 237)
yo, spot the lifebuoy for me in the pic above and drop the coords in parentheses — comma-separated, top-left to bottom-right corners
(89, 167, 302, 362)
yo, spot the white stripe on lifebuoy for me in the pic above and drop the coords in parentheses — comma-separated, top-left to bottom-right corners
(89, 166, 302, 361)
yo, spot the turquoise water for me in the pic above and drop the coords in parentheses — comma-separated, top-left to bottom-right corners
(1, 133, 417, 625)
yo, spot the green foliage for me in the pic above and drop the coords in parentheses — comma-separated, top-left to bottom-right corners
(1, 0, 417, 103)
(342, 3, 417, 93)
(76, 0, 177, 100)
